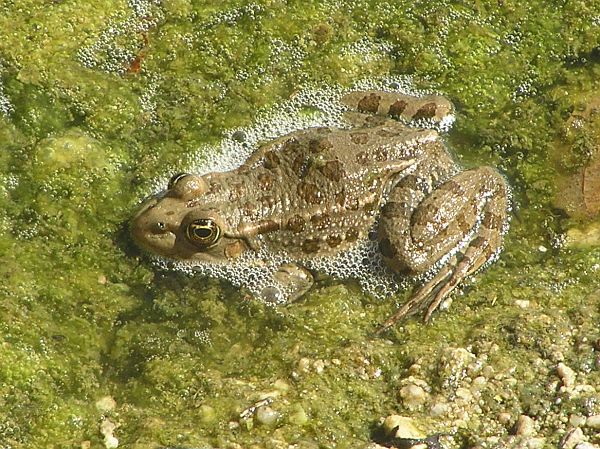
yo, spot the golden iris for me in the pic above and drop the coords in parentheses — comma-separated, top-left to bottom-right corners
(186, 219, 221, 248)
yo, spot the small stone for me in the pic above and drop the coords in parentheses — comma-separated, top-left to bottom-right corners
(558, 362, 576, 388)
(472, 376, 487, 390)
(515, 299, 530, 309)
(297, 357, 311, 373)
(430, 402, 449, 417)
(399, 384, 427, 408)
(100, 419, 118, 449)
(586, 414, 600, 429)
(382, 415, 425, 439)
(575, 443, 600, 449)
(497, 412, 512, 425)
(255, 406, 280, 426)
(408, 363, 421, 375)
(455, 387, 473, 401)
(527, 438, 547, 449)
(95, 396, 116, 413)
(273, 379, 290, 393)
(560, 427, 586, 449)
(313, 359, 326, 373)
(515, 415, 535, 436)
(288, 404, 308, 425)
(569, 414, 586, 427)
(199, 405, 216, 424)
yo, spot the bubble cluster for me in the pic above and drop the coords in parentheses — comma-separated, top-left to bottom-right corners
(148, 77, 457, 303)
(0, 62, 13, 116)
(77, 0, 163, 75)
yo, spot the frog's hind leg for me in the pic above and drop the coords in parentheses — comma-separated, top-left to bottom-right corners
(377, 167, 510, 331)
(341, 90, 454, 126)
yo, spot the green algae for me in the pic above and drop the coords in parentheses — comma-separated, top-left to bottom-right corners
(2, 1, 600, 448)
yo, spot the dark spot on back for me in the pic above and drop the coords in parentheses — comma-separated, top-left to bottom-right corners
(326, 235, 342, 248)
(297, 182, 323, 204)
(356, 151, 369, 165)
(373, 148, 388, 162)
(208, 181, 223, 194)
(413, 102, 438, 120)
(293, 155, 312, 178)
(260, 195, 276, 208)
(287, 215, 305, 233)
(310, 213, 331, 229)
(309, 137, 333, 153)
(357, 93, 381, 114)
(302, 238, 321, 254)
(263, 151, 280, 169)
(350, 132, 369, 145)
(257, 172, 274, 191)
(482, 211, 502, 229)
(389, 99, 408, 117)
(320, 160, 345, 182)
(345, 228, 359, 242)
(440, 179, 465, 195)
(395, 174, 419, 190)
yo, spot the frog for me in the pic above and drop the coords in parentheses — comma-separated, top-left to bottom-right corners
(131, 90, 510, 330)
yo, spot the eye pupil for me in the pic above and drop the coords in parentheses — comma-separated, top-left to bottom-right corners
(194, 227, 212, 239)
(186, 218, 221, 249)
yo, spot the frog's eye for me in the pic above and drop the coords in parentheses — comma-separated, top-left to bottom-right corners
(187, 218, 221, 249)
(168, 172, 190, 190)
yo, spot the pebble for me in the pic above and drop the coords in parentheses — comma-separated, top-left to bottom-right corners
(95, 396, 116, 413)
(297, 358, 311, 373)
(256, 406, 280, 426)
(515, 415, 535, 436)
(400, 384, 427, 408)
(557, 362, 576, 388)
(382, 415, 425, 439)
(199, 405, 216, 424)
(569, 414, 586, 427)
(515, 299, 530, 309)
(497, 412, 512, 425)
(100, 418, 119, 449)
(430, 402, 449, 417)
(560, 427, 585, 449)
(586, 414, 600, 429)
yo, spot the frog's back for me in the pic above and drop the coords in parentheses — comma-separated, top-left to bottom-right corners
(236, 123, 445, 257)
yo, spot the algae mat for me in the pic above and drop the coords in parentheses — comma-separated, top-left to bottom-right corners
(2, 1, 600, 448)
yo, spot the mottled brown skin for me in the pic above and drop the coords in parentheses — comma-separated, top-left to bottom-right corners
(131, 91, 510, 326)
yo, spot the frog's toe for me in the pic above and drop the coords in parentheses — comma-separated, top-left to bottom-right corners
(273, 263, 314, 304)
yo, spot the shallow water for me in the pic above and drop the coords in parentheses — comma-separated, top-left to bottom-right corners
(2, 1, 600, 448)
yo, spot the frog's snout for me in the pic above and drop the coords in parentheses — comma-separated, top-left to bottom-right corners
(130, 196, 178, 257)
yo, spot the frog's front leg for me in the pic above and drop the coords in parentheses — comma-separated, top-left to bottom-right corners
(377, 167, 509, 329)
(258, 263, 314, 305)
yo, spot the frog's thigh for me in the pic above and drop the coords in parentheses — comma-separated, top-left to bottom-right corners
(379, 166, 509, 275)
(378, 167, 509, 324)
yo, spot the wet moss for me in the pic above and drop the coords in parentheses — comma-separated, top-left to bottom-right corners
(2, 0, 600, 447)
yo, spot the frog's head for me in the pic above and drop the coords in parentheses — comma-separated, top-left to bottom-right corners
(130, 173, 247, 263)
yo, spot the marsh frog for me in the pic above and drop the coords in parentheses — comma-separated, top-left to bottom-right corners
(131, 90, 510, 329)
